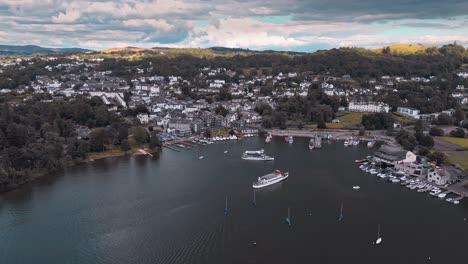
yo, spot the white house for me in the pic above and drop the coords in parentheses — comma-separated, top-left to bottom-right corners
(397, 107, 420, 119)
(348, 101, 390, 113)
(137, 113, 149, 124)
(427, 168, 452, 186)
(209, 79, 225, 88)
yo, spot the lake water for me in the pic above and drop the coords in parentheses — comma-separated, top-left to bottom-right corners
(1, 137, 467, 264)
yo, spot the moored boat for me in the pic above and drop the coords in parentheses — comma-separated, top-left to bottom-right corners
(242, 150, 274, 161)
(367, 140, 376, 149)
(308, 138, 314, 150)
(252, 170, 289, 188)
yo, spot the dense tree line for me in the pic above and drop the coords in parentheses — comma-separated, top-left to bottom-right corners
(0, 95, 160, 192)
(87, 44, 468, 81)
(361, 113, 394, 130)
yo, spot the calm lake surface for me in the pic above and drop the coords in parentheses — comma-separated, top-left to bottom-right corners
(1, 137, 468, 264)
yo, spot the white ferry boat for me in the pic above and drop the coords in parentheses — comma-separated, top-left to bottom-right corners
(242, 150, 274, 161)
(252, 170, 289, 188)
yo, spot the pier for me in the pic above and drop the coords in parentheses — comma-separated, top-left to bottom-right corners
(162, 144, 182, 152)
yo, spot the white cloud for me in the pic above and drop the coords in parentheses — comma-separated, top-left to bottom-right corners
(52, 9, 81, 23)
(122, 19, 174, 31)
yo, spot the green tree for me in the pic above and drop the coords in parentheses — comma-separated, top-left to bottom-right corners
(95, 105, 110, 127)
(454, 107, 465, 123)
(427, 151, 447, 165)
(418, 135, 434, 148)
(89, 128, 113, 152)
(436, 113, 452, 125)
(129, 126, 148, 145)
(120, 139, 131, 151)
(450, 128, 466, 138)
(149, 132, 161, 149)
(215, 105, 228, 117)
(317, 121, 327, 129)
(429, 127, 444, 136)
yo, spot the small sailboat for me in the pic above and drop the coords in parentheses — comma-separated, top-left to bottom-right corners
(353, 186, 360, 190)
(288, 136, 294, 144)
(285, 207, 292, 226)
(375, 224, 382, 245)
(199, 156, 204, 159)
(265, 133, 272, 143)
(338, 203, 344, 222)
(224, 196, 229, 215)
(252, 190, 256, 206)
(223, 150, 228, 154)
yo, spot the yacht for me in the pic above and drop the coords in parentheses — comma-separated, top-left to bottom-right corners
(265, 134, 272, 143)
(242, 150, 274, 161)
(252, 170, 289, 189)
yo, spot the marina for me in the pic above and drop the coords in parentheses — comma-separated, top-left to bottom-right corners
(1, 137, 467, 264)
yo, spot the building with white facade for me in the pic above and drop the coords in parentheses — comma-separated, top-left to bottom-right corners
(397, 107, 420, 119)
(348, 101, 390, 113)
(427, 168, 452, 186)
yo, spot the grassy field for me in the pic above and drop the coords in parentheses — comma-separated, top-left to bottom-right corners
(334, 111, 365, 128)
(391, 112, 414, 125)
(445, 151, 468, 170)
(372, 44, 432, 54)
(286, 111, 416, 130)
(440, 137, 468, 148)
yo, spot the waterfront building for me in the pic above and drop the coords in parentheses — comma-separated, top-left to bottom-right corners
(427, 168, 452, 186)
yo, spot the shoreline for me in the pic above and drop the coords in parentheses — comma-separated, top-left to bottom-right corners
(1, 147, 161, 194)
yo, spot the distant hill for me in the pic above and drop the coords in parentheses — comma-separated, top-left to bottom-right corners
(372, 44, 433, 54)
(0, 45, 92, 55)
(101, 46, 149, 54)
(208, 46, 303, 55)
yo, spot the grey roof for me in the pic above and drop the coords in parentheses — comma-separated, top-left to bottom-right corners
(374, 145, 407, 161)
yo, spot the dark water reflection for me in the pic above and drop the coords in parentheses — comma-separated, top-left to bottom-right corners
(1, 138, 467, 264)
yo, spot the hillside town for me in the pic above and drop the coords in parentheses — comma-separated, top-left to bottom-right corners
(1, 56, 467, 138)
(1, 49, 468, 196)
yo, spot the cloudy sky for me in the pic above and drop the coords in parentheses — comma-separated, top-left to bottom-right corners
(0, 0, 467, 51)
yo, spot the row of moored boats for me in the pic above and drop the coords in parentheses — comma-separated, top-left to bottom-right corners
(358, 161, 460, 205)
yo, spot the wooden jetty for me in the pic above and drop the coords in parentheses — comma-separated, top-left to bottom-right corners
(138, 149, 153, 157)
(162, 144, 181, 152)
